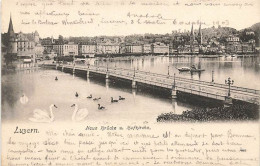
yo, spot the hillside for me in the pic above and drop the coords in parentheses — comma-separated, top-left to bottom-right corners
(242, 22, 260, 47)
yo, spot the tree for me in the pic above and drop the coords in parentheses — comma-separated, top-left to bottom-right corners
(58, 35, 64, 44)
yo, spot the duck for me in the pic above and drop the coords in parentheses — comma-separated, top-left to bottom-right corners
(87, 94, 92, 99)
(29, 104, 58, 123)
(98, 104, 105, 110)
(55, 76, 58, 81)
(20, 94, 29, 104)
(75, 92, 79, 97)
(93, 97, 101, 101)
(71, 104, 89, 122)
(119, 96, 125, 100)
(111, 97, 118, 103)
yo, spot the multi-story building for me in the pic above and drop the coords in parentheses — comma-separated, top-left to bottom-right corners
(63, 42, 78, 56)
(143, 44, 152, 53)
(41, 37, 55, 53)
(54, 42, 78, 56)
(153, 42, 169, 54)
(96, 43, 120, 54)
(4, 15, 42, 61)
(79, 43, 97, 57)
(125, 44, 143, 53)
(53, 44, 64, 56)
(226, 35, 240, 42)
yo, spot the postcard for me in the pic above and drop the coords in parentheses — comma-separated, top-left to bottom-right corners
(1, 0, 259, 165)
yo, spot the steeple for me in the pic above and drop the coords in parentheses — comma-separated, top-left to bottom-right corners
(8, 14, 15, 38)
(190, 24, 194, 36)
(190, 23, 195, 53)
(198, 23, 203, 45)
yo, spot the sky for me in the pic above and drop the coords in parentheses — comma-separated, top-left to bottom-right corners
(1, 0, 260, 38)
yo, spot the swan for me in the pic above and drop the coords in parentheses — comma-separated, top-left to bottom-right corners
(119, 96, 125, 100)
(87, 94, 92, 99)
(93, 97, 101, 101)
(29, 104, 58, 123)
(98, 104, 105, 110)
(111, 97, 118, 103)
(20, 94, 29, 104)
(75, 92, 79, 97)
(71, 104, 89, 122)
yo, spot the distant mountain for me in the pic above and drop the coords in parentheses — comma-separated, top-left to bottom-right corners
(198, 26, 237, 40)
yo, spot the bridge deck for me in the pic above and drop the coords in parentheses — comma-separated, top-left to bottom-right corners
(59, 64, 260, 105)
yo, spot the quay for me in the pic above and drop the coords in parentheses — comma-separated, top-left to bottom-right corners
(50, 64, 260, 106)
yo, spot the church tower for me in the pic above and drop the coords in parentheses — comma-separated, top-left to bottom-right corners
(198, 23, 203, 45)
(190, 24, 195, 53)
(34, 30, 40, 44)
(7, 14, 17, 54)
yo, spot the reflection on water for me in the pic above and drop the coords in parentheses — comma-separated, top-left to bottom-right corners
(94, 56, 260, 89)
(2, 56, 259, 123)
(2, 69, 193, 123)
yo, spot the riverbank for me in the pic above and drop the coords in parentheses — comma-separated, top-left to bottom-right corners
(157, 104, 259, 122)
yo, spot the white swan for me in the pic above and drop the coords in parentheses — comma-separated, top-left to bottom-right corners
(29, 104, 58, 123)
(20, 94, 28, 104)
(71, 104, 89, 122)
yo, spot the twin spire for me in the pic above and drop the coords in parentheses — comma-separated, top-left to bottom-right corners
(8, 14, 15, 37)
(190, 23, 203, 45)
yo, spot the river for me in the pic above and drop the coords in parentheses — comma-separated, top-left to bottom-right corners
(2, 55, 259, 123)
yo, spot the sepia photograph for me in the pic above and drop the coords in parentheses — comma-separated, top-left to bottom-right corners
(1, 0, 260, 165)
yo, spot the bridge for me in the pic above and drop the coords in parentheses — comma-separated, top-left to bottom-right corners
(52, 64, 259, 106)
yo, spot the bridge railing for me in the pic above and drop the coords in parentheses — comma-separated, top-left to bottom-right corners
(61, 64, 260, 97)
(89, 64, 260, 95)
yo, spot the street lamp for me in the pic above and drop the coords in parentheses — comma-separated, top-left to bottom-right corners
(212, 70, 214, 82)
(167, 65, 170, 76)
(225, 77, 234, 97)
(173, 73, 176, 88)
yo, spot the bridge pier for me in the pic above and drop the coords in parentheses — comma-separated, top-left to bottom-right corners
(132, 79, 136, 89)
(86, 70, 90, 78)
(106, 79, 109, 91)
(73, 67, 75, 75)
(224, 96, 233, 107)
(172, 99, 177, 114)
(106, 72, 109, 79)
(171, 88, 177, 99)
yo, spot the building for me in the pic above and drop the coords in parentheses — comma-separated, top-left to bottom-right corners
(96, 43, 120, 54)
(4, 15, 42, 62)
(53, 44, 64, 56)
(125, 44, 143, 53)
(53, 42, 78, 56)
(226, 35, 240, 42)
(79, 43, 97, 57)
(41, 37, 55, 53)
(143, 44, 152, 54)
(63, 42, 78, 56)
(152, 42, 169, 54)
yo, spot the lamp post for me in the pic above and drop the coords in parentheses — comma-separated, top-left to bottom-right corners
(167, 65, 170, 76)
(173, 73, 176, 88)
(225, 77, 234, 97)
(212, 70, 214, 82)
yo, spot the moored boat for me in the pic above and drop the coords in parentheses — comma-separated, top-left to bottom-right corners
(177, 67, 190, 72)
